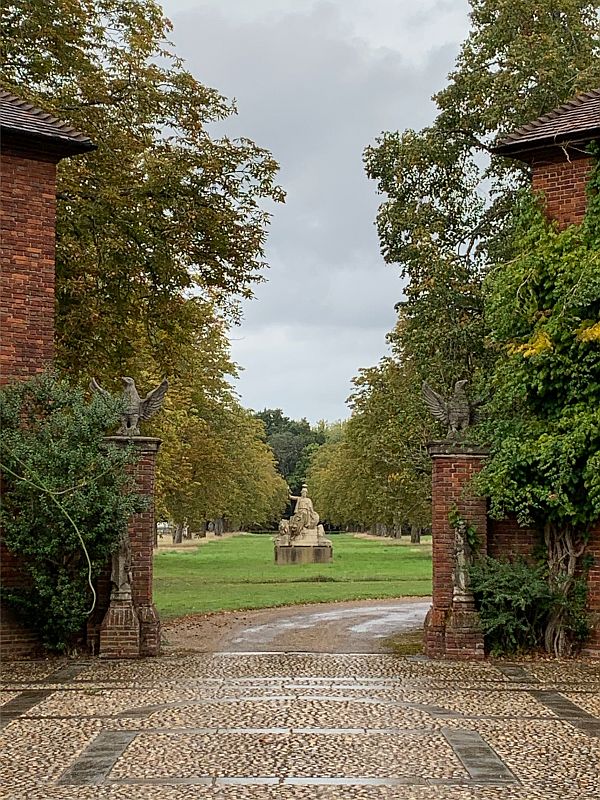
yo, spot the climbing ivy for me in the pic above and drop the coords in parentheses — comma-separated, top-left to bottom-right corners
(0, 374, 144, 652)
(474, 151, 600, 656)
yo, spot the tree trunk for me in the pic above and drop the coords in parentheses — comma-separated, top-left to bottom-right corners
(172, 523, 183, 544)
(543, 522, 585, 657)
(410, 525, 421, 544)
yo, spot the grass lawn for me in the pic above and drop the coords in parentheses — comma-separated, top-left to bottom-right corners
(154, 533, 432, 618)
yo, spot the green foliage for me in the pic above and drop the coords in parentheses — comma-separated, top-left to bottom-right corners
(469, 557, 590, 656)
(469, 557, 553, 655)
(255, 409, 326, 494)
(1, 0, 284, 381)
(308, 357, 432, 530)
(0, 374, 144, 651)
(475, 174, 600, 530)
(153, 326, 288, 530)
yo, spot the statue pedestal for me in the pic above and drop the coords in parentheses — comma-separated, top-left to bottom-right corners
(275, 542, 333, 564)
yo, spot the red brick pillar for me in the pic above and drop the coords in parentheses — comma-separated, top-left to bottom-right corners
(583, 521, 600, 658)
(99, 437, 161, 658)
(424, 441, 488, 660)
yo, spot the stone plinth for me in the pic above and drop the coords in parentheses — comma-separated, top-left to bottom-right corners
(424, 440, 488, 660)
(99, 599, 140, 659)
(98, 436, 162, 659)
(275, 543, 333, 565)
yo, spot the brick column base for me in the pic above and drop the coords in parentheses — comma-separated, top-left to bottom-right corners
(424, 441, 488, 660)
(138, 603, 161, 656)
(99, 599, 140, 658)
(444, 598, 485, 660)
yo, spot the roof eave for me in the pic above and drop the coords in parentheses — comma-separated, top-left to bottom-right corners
(492, 131, 600, 162)
(0, 125, 97, 157)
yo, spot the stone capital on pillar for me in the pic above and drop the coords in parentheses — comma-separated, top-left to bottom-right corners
(103, 435, 162, 453)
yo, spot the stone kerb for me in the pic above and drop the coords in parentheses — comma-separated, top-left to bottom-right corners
(98, 436, 162, 658)
(424, 440, 488, 660)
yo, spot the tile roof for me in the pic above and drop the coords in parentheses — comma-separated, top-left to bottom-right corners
(0, 89, 95, 154)
(493, 89, 600, 156)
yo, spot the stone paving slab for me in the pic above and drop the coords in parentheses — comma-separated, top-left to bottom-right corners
(1, 653, 599, 799)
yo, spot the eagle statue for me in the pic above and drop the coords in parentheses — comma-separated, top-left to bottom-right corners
(90, 376, 168, 436)
(421, 379, 474, 436)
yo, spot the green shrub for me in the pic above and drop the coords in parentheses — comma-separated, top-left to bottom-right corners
(469, 557, 552, 655)
(469, 556, 590, 656)
(0, 373, 144, 652)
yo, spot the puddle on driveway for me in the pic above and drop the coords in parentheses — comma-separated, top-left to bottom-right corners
(228, 599, 431, 653)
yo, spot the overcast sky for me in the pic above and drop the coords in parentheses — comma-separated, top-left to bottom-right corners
(162, 0, 472, 422)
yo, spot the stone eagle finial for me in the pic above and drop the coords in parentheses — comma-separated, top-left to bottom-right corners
(90, 376, 168, 436)
(422, 379, 475, 436)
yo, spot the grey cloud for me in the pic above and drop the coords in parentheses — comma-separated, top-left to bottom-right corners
(163, 0, 469, 421)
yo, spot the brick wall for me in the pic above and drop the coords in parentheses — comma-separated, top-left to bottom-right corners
(0, 143, 62, 658)
(531, 153, 594, 228)
(487, 518, 539, 560)
(0, 144, 59, 384)
(584, 522, 600, 657)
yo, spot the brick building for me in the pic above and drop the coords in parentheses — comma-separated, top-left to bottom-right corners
(0, 89, 95, 385)
(425, 89, 600, 659)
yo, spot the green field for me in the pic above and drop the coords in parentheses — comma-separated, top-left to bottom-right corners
(153, 534, 432, 618)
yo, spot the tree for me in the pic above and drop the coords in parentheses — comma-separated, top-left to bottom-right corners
(364, 0, 600, 393)
(474, 179, 600, 655)
(1, 2, 289, 535)
(1, 0, 284, 382)
(0, 374, 143, 651)
(254, 409, 325, 493)
(308, 354, 432, 534)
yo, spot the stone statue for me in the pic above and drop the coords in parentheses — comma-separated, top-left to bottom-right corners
(276, 484, 331, 552)
(110, 529, 133, 601)
(90, 376, 168, 436)
(453, 519, 472, 601)
(278, 518, 291, 545)
(289, 484, 320, 534)
(422, 379, 475, 436)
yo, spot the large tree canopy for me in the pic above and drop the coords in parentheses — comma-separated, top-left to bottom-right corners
(2, 0, 284, 380)
(364, 0, 600, 391)
(1, 0, 287, 530)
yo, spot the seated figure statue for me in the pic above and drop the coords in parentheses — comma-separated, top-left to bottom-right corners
(290, 484, 320, 533)
(275, 483, 332, 560)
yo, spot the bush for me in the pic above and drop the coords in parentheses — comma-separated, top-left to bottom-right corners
(0, 373, 144, 652)
(469, 557, 552, 655)
(469, 556, 590, 656)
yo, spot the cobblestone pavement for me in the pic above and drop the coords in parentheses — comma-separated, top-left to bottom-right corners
(1, 652, 599, 799)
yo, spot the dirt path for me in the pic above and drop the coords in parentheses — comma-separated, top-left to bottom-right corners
(162, 596, 431, 654)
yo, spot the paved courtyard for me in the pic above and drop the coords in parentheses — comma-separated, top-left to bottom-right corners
(1, 644, 600, 799)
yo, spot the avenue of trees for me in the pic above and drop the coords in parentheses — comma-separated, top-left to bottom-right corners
(1, 0, 288, 530)
(307, 0, 600, 653)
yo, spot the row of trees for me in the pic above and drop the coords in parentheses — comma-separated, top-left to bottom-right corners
(2, 0, 289, 530)
(306, 0, 600, 652)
